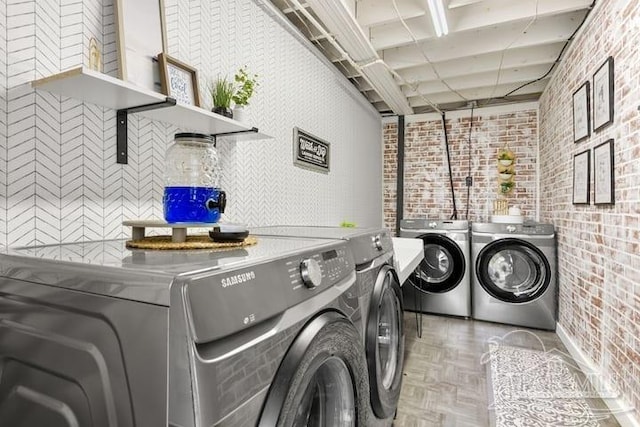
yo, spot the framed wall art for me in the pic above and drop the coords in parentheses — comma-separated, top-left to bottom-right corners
(293, 127, 330, 173)
(115, 0, 167, 91)
(593, 56, 614, 132)
(593, 139, 614, 205)
(158, 53, 201, 107)
(572, 149, 590, 205)
(572, 82, 590, 143)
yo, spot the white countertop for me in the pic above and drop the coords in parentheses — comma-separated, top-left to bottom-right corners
(392, 237, 424, 285)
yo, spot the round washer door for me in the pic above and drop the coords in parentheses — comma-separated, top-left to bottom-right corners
(476, 238, 551, 303)
(258, 311, 368, 427)
(413, 233, 466, 293)
(366, 265, 404, 419)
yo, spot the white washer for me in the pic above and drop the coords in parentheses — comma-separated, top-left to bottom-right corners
(471, 222, 557, 331)
(400, 219, 472, 318)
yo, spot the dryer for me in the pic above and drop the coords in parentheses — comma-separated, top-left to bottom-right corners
(471, 222, 557, 331)
(251, 226, 404, 426)
(400, 219, 471, 318)
(0, 235, 370, 426)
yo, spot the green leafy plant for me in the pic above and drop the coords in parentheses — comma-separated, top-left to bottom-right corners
(232, 67, 258, 106)
(210, 77, 234, 109)
(499, 180, 515, 194)
(498, 149, 515, 161)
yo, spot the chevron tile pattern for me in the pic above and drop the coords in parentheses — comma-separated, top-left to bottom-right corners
(0, 0, 7, 247)
(0, 0, 382, 247)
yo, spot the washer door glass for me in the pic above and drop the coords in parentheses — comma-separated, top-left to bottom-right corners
(292, 357, 355, 426)
(415, 234, 466, 293)
(476, 238, 551, 303)
(367, 267, 404, 419)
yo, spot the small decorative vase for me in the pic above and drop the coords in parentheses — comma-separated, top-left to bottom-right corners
(212, 106, 233, 119)
(233, 105, 246, 124)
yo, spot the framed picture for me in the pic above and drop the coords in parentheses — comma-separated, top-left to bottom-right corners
(158, 53, 201, 107)
(573, 150, 590, 205)
(293, 127, 330, 173)
(593, 56, 614, 132)
(115, 0, 167, 91)
(572, 82, 590, 143)
(593, 139, 614, 205)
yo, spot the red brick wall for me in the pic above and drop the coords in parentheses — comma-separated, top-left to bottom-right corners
(383, 108, 538, 234)
(539, 0, 640, 417)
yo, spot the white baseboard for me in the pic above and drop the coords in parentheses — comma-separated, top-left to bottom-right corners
(556, 323, 640, 427)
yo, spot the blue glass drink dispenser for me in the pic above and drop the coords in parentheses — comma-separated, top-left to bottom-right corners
(163, 133, 226, 223)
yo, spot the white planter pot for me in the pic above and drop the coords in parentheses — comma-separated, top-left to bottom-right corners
(233, 106, 246, 124)
(499, 159, 513, 166)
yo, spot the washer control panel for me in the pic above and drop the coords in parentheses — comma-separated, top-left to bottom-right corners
(287, 246, 352, 291)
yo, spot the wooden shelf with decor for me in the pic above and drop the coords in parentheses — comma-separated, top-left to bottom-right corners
(31, 67, 271, 163)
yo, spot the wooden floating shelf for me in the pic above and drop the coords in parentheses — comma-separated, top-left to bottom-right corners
(31, 67, 272, 153)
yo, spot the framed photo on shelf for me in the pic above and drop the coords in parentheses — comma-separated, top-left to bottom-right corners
(593, 139, 614, 205)
(593, 56, 614, 132)
(573, 149, 590, 205)
(158, 53, 201, 107)
(114, 0, 167, 91)
(572, 82, 590, 143)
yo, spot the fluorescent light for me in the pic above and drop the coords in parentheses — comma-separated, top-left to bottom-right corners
(305, 0, 376, 62)
(427, 0, 449, 37)
(360, 62, 413, 115)
(305, 0, 413, 115)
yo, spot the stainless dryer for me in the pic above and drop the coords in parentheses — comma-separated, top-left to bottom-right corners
(251, 226, 404, 426)
(0, 235, 370, 426)
(400, 219, 472, 318)
(471, 222, 558, 331)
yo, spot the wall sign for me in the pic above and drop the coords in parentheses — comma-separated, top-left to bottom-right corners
(158, 53, 200, 106)
(293, 128, 330, 173)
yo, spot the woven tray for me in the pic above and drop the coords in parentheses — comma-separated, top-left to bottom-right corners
(126, 235, 258, 250)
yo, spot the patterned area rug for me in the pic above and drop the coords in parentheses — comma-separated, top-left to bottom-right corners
(487, 345, 601, 427)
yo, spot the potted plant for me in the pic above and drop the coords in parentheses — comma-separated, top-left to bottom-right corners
(499, 180, 515, 194)
(499, 169, 515, 180)
(498, 149, 515, 166)
(210, 76, 234, 118)
(231, 66, 258, 123)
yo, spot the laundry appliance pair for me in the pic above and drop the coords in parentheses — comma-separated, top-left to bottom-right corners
(400, 219, 558, 331)
(251, 226, 405, 426)
(0, 230, 397, 426)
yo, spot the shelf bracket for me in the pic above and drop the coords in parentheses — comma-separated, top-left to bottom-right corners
(116, 97, 177, 164)
(211, 127, 259, 144)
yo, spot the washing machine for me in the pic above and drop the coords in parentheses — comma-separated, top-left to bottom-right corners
(0, 235, 371, 426)
(400, 219, 472, 318)
(251, 226, 404, 426)
(471, 222, 558, 331)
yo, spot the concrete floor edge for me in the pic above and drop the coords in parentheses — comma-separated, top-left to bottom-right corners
(556, 323, 640, 427)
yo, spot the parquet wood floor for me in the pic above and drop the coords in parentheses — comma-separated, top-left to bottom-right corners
(394, 312, 621, 427)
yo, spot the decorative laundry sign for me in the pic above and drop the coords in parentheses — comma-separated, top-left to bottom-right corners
(293, 127, 330, 173)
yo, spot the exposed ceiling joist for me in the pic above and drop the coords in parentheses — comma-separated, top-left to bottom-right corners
(269, 0, 593, 115)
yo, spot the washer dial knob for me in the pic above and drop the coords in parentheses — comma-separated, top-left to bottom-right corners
(374, 234, 384, 251)
(300, 258, 322, 288)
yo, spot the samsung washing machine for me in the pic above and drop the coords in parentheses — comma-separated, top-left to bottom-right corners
(0, 235, 371, 426)
(251, 226, 405, 426)
(400, 219, 472, 318)
(471, 222, 558, 331)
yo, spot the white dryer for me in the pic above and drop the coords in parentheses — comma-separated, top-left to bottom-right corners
(471, 222, 557, 331)
(400, 219, 471, 318)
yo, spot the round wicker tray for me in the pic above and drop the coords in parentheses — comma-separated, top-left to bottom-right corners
(126, 235, 258, 250)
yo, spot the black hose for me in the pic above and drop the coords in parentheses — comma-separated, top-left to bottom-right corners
(466, 104, 474, 219)
(441, 112, 457, 220)
(504, 0, 596, 97)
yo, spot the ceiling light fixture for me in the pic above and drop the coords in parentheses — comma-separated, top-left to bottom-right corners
(427, 0, 449, 37)
(304, 0, 413, 115)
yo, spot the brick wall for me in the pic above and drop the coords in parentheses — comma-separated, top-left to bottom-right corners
(383, 107, 538, 234)
(539, 0, 640, 417)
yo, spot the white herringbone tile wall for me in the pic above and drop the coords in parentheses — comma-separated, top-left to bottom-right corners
(0, 0, 383, 247)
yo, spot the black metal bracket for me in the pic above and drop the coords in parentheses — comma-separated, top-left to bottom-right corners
(116, 97, 176, 164)
(211, 127, 259, 144)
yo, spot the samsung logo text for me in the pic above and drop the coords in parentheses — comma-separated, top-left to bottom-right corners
(221, 271, 256, 288)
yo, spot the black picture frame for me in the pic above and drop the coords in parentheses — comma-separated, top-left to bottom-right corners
(593, 139, 614, 205)
(572, 82, 590, 143)
(593, 56, 614, 132)
(158, 53, 201, 107)
(572, 150, 590, 205)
